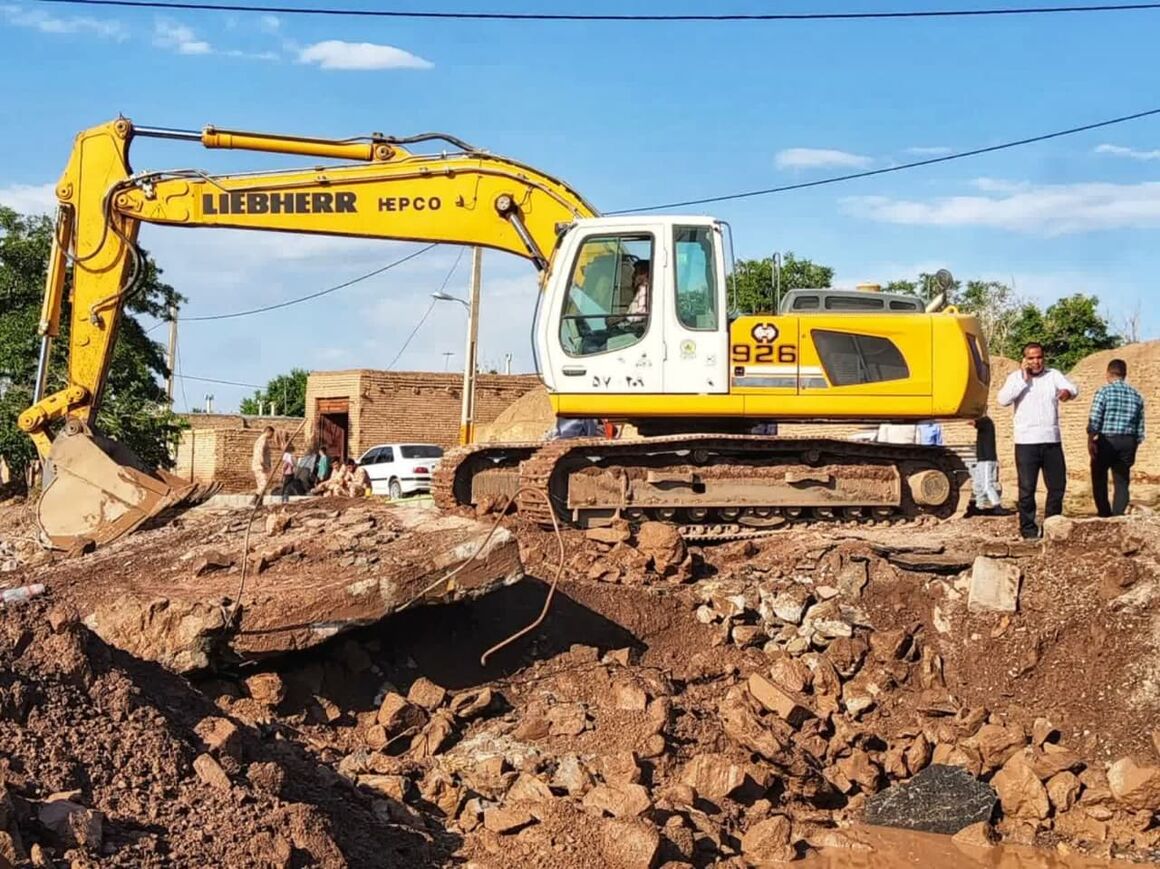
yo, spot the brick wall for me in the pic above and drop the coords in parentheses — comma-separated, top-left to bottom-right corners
(304, 370, 542, 458)
(173, 415, 303, 491)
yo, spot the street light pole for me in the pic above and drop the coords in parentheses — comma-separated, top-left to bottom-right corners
(460, 247, 482, 446)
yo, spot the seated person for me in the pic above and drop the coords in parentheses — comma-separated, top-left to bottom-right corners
(345, 460, 372, 497)
(311, 459, 350, 495)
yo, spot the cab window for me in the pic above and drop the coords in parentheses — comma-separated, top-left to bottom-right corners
(811, 329, 910, 386)
(559, 234, 653, 357)
(674, 226, 718, 330)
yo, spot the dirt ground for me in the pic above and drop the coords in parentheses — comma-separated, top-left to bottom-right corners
(1, 491, 1160, 867)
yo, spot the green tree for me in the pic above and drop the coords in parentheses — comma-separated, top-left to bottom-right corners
(728, 252, 833, 314)
(240, 368, 308, 417)
(0, 206, 186, 476)
(1003, 293, 1120, 370)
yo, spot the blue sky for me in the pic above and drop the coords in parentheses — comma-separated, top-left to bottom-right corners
(3, 0, 1160, 412)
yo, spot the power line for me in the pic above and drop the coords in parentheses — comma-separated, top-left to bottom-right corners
(31, 0, 1160, 20)
(174, 373, 264, 388)
(384, 250, 466, 370)
(183, 243, 437, 322)
(612, 104, 1160, 213)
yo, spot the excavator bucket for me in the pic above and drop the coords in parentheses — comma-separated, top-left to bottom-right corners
(36, 425, 220, 551)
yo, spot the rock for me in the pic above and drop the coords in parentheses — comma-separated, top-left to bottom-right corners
(1107, 758, 1160, 811)
(1053, 809, 1109, 844)
(731, 625, 766, 647)
(449, 687, 494, 719)
(193, 550, 234, 576)
(678, 754, 747, 802)
(1152, 730, 1160, 761)
(551, 755, 593, 796)
(1042, 515, 1074, 541)
(506, 773, 554, 804)
(741, 815, 796, 865)
(991, 754, 1050, 820)
(612, 678, 649, 712)
(826, 636, 868, 680)
(194, 716, 243, 763)
(547, 702, 589, 736)
(377, 693, 427, 736)
(265, 512, 292, 535)
(37, 795, 103, 849)
(868, 627, 912, 662)
(600, 818, 661, 869)
(193, 754, 232, 791)
(245, 672, 286, 707)
(768, 586, 813, 625)
(407, 677, 447, 711)
(583, 784, 652, 818)
(837, 750, 882, 794)
(636, 522, 686, 574)
(0, 831, 19, 867)
(906, 734, 933, 776)
(973, 724, 1028, 773)
(246, 762, 285, 796)
(864, 764, 998, 835)
(1028, 744, 1083, 781)
(29, 844, 50, 868)
(409, 709, 456, 758)
(720, 685, 790, 761)
(748, 674, 814, 729)
(968, 557, 1021, 613)
(952, 821, 999, 849)
(837, 560, 869, 598)
(587, 526, 631, 544)
(599, 752, 642, 786)
(769, 655, 812, 694)
(1031, 718, 1058, 749)
(1047, 772, 1081, 813)
(359, 774, 409, 801)
(482, 806, 537, 834)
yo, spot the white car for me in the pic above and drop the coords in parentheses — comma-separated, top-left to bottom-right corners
(356, 443, 444, 499)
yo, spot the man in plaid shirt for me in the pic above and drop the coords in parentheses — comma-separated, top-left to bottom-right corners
(1088, 358, 1146, 517)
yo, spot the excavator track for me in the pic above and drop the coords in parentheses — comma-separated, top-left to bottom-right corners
(431, 441, 543, 515)
(513, 435, 971, 537)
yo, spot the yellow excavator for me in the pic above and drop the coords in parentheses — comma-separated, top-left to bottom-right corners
(20, 117, 990, 550)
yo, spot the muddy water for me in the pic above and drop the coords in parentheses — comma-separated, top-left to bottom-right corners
(803, 826, 1145, 868)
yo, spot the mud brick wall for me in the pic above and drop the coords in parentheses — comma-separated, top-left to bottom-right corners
(305, 370, 542, 457)
(173, 416, 303, 490)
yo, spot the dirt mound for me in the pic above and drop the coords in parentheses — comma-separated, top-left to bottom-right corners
(0, 600, 439, 867)
(475, 387, 554, 444)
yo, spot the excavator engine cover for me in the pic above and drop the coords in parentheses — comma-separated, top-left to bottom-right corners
(36, 422, 214, 551)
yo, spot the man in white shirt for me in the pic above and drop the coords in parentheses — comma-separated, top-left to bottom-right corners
(996, 342, 1079, 539)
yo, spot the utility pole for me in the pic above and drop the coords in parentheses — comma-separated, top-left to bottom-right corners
(459, 246, 482, 445)
(165, 303, 178, 403)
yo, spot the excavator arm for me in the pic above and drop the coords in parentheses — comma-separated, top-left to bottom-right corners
(20, 116, 598, 549)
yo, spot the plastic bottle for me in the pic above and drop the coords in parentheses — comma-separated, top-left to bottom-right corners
(0, 584, 46, 607)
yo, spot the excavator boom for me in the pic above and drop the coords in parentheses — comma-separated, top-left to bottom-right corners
(19, 117, 596, 549)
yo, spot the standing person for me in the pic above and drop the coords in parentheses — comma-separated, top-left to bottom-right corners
(251, 426, 275, 505)
(997, 342, 1079, 539)
(970, 413, 1001, 514)
(316, 445, 332, 485)
(278, 439, 296, 504)
(1087, 358, 1146, 517)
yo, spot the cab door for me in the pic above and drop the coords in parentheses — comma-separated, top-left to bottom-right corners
(660, 224, 729, 394)
(542, 225, 668, 395)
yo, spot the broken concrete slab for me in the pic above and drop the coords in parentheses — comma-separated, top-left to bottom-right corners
(68, 505, 523, 673)
(863, 764, 997, 835)
(968, 557, 1021, 614)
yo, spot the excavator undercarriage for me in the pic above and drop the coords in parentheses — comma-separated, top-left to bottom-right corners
(432, 434, 970, 543)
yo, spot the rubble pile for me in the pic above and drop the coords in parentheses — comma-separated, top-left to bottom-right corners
(1, 494, 1159, 866)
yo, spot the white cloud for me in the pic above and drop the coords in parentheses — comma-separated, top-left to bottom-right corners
(258, 14, 280, 32)
(0, 182, 56, 215)
(0, 3, 126, 38)
(154, 19, 211, 54)
(842, 179, 1160, 236)
(297, 40, 433, 70)
(775, 148, 873, 170)
(1095, 144, 1160, 161)
(905, 146, 953, 156)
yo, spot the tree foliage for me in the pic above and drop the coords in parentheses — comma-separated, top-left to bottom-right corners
(0, 206, 186, 475)
(1004, 293, 1120, 371)
(728, 252, 833, 314)
(239, 368, 308, 418)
